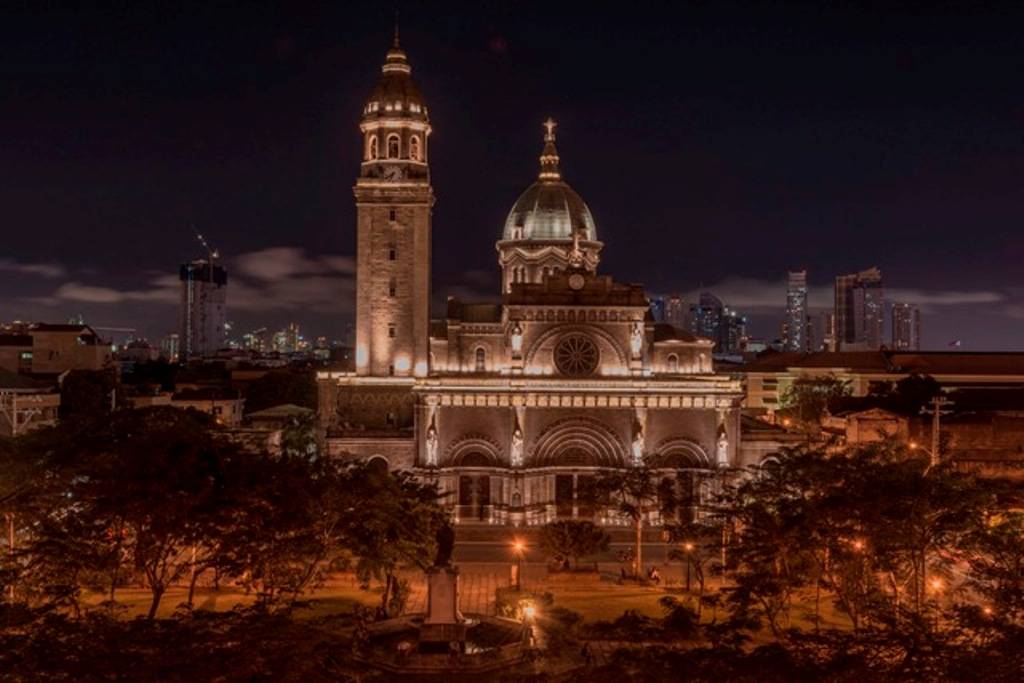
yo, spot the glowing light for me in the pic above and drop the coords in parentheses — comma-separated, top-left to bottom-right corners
(394, 356, 411, 373)
(909, 441, 919, 450)
(851, 539, 866, 552)
(982, 606, 993, 616)
(512, 539, 525, 554)
(683, 542, 695, 552)
(522, 603, 536, 620)
(929, 577, 944, 592)
(414, 360, 428, 377)
(356, 346, 369, 367)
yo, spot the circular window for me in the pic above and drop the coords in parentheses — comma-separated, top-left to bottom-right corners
(554, 334, 599, 376)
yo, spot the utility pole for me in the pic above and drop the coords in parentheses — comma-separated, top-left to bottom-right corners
(921, 396, 953, 468)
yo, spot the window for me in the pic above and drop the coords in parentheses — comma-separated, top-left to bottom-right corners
(388, 278, 397, 297)
(409, 135, 421, 161)
(388, 324, 396, 338)
(389, 208, 397, 222)
(386, 134, 400, 159)
(667, 354, 679, 373)
(388, 244, 396, 260)
(475, 347, 486, 372)
(388, 364, 395, 376)
(368, 135, 379, 160)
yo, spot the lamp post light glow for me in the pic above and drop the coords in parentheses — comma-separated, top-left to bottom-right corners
(683, 541, 694, 591)
(511, 538, 525, 591)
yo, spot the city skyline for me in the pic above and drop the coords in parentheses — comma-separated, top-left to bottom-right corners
(2, 3, 1022, 349)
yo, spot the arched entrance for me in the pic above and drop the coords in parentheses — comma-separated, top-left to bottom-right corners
(456, 451, 494, 522)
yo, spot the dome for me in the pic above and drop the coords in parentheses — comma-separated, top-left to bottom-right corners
(362, 33, 428, 122)
(501, 120, 598, 242)
(503, 180, 598, 241)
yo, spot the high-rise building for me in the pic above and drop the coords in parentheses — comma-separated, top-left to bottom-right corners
(159, 333, 180, 362)
(649, 297, 666, 323)
(179, 259, 227, 359)
(690, 292, 723, 342)
(666, 294, 686, 330)
(690, 292, 745, 354)
(821, 312, 837, 351)
(784, 270, 810, 352)
(354, 35, 433, 377)
(891, 302, 921, 351)
(834, 267, 884, 351)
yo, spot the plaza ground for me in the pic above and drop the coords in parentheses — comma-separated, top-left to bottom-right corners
(85, 534, 855, 632)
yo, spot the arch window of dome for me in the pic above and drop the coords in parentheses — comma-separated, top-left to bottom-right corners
(409, 135, 421, 161)
(368, 135, 379, 160)
(475, 347, 486, 372)
(385, 102, 394, 112)
(386, 135, 400, 159)
(667, 353, 679, 373)
(393, 100, 402, 111)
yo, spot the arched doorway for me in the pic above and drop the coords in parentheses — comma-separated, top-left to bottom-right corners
(456, 451, 493, 522)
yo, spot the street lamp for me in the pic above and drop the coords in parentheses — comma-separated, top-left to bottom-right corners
(683, 541, 695, 592)
(511, 538, 525, 591)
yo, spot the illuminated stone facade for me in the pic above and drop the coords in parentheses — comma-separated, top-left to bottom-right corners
(319, 39, 745, 525)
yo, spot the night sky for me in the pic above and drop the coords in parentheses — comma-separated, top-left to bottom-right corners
(3, 1, 1023, 349)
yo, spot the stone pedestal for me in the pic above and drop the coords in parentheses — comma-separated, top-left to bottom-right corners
(419, 565, 467, 652)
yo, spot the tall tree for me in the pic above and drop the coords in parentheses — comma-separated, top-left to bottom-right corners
(590, 464, 662, 579)
(539, 520, 611, 569)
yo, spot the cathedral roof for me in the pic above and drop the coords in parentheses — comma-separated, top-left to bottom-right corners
(502, 120, 597, 242)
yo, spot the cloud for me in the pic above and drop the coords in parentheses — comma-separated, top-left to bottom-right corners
(0, 258, 66, 278)
(53, 278, 178, 304)
(46, 247, 357, 317)
(234, 247, 354, 280)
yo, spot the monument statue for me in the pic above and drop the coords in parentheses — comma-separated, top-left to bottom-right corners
(434, 520, 455, 567)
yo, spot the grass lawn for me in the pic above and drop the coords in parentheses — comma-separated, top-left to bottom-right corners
(82, 581, 383, 620)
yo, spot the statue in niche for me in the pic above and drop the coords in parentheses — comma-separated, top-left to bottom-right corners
(630, 321, 644, 358)
(510, 322, 523, 357)
(631, 420, 645, 465)
(716, 428, 729, 466)
(510, 425, 524, 467)
(425, 419, 438, 467)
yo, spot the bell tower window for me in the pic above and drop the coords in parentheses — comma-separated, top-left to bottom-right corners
(388, 278, 397, 297)
(410, 135, 421, 162)
(475, 347, 486, 372)
(386, 134, 400, 159)
(388, 244, 397, 261)
(368, 135, 379, 160)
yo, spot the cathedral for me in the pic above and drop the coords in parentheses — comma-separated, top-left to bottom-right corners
(318, 37, 746, 526)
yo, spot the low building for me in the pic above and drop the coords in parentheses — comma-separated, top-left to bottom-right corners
(0, 323, 112, 376)
(0, 369, 60, 436)
(170, 387, 244, 426)
(742, 351, 1024, 413)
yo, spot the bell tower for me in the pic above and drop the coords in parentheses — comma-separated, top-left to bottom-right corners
(354, 33, 433, 377)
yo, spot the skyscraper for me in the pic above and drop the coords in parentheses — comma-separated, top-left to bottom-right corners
(666, 293, 686, 330)
(179, 259, 227, 359)
(891, 302, 921, 351)
(690, 292, 745, 354)
(834, 267, 884, 351)
(784, 270, 809, 352)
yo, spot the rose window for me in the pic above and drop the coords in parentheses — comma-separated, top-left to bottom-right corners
(554, 334, 599, 376)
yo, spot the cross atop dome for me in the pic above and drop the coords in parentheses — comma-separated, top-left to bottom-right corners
(539, 117, 561, 180)
(543, 118, 557, 142)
